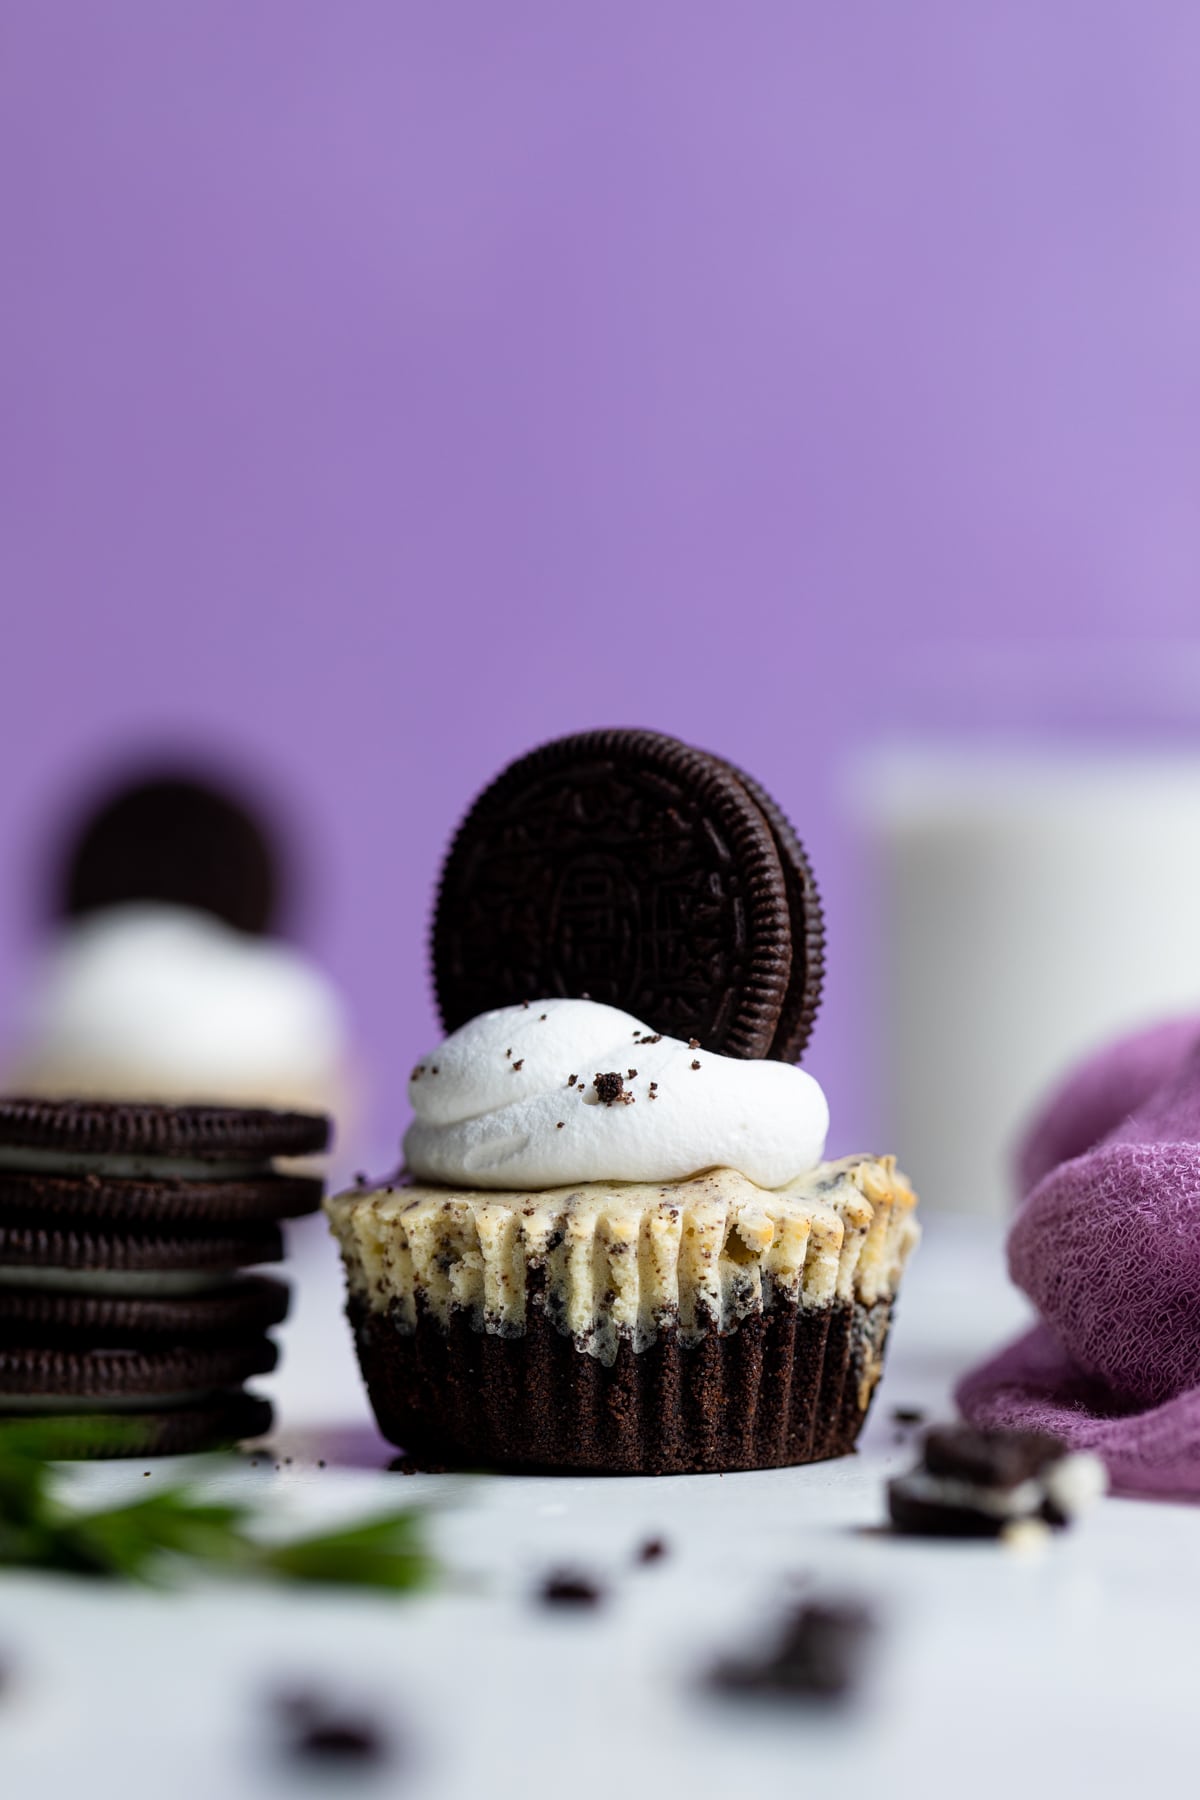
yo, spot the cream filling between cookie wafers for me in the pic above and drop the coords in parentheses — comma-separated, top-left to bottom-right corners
(327, 1156, 919, 1365)
(893, 1455, 1108, 1520)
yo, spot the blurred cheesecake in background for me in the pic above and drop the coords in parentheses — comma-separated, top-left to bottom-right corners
(5, 765, 356, 1136)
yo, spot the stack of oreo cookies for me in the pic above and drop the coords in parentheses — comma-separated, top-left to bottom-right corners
(0, 1097, 328, 1455)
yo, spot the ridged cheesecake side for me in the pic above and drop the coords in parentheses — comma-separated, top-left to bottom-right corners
(327, 1157, 918, 1474)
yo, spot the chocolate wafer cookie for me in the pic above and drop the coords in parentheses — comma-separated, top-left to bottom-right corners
(0, 1333, 279, 1458)
(0, 1097, 329, 1163)
(715, 758, 825, 1062)
(433, 729, 812, 1059)
(0, 1169, 322, 1228)
(0, 1337, 277, 1403)
(59, 769, 281, 937)
(0, 1391, 274, 1459)
(0, 1274, 290, 1347)
(0, 1219, 283, 1277)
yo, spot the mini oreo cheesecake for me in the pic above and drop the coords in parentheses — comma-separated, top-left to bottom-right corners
(328, 730, 920, 1475)
(328, 1001, 917, 1473)
(0, 1096, 328, 1455)
(9, 770, 353, 1125)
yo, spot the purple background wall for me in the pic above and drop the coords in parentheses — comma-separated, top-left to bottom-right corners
(3, 5, 1200, 1158)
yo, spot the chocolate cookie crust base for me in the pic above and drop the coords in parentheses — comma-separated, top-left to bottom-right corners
(349, 1296, 894, 1476)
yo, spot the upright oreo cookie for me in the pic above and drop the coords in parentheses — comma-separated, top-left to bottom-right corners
(57, 769, 280, 936)
(433, 729, 823, 1060)
(717, 759, 825, 1062)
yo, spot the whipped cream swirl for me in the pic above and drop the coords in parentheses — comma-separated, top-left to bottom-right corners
(403, 999, 829, 1191)
(11, 902, 348, 1106)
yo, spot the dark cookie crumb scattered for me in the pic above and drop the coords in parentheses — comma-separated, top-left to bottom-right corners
(353, 1172, 368, 1189)
(430, 1066, 439, 1075)
(891, 1406, 926, 1426)
(567, 1074, 577, 1086)
(627, 1069, 638, 1079)
(691, 1060, 701, 1071)
(512, 1059, 524, 1072)
(688, 1038, 700, 1050)
(539, 1013, 547, 1021)
(273, 1689, 390, 1768)
(711, 1602, 872, 1703)
(556, 1121, 564, 1129)
(593, 1071, 626, 1105)
(505, 1047, 512, 1059)
(293, 1720, 385, 1764)
(637, 1537, 668, 1564)
(540, 1571, 605, 1608)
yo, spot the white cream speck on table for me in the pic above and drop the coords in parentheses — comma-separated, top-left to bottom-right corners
(3, 1214, 1196, 1800)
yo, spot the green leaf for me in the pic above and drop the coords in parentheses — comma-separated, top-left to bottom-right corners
(258, 1509, 437, 1592)
(0, 1428, 441, 1593)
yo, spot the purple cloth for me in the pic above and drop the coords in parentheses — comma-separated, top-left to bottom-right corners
(957, 1016, 1200, 1497)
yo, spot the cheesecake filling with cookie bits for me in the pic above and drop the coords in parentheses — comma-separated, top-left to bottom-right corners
(402, 999, 829, 1191)
(328, 1155, 917, 1367)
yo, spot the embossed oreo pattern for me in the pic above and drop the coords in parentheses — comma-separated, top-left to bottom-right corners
(0, 1097, 329, 1161)
(0, 1169, 323, 1228)
(0, 1220, 284, 1273)
(0, 1276, 290, 1346)
(0, 1336, 278, 1398)
(434, 730, 793, 1059)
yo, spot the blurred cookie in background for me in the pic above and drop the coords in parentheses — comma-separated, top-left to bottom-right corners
(6, 764, 358, 1146)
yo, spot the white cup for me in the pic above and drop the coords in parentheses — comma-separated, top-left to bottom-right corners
(858, 748, 1200, 1215)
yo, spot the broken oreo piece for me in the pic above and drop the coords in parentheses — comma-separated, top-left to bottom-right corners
(888, 1424, 1108, 1538)
(539, 1569, 605, 1608)
(271, 1688, 392, 1767)
(636, 1537, 668, 1564)
(712, 1601, 873, 1702)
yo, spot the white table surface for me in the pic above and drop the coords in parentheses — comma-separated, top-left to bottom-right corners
(3, 1212, 1195, 1800)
